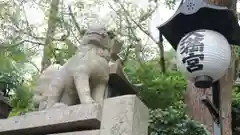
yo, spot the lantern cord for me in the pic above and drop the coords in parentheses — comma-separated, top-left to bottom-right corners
(212, 81, 220, 112)
(212, 81, 223, 135)
(159, 32, 163, 43)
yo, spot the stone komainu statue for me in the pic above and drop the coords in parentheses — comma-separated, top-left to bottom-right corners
(33, 25, 115, 110)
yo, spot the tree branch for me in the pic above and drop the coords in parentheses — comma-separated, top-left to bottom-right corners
(27, 60, 41, 73)
(114, 0, 159, 44)
(68, 5, 85, 36)
(0, 40, 44, 48)
(113, 0, 166, 72)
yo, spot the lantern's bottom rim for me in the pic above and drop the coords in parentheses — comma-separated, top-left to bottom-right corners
(194, 75, 213, 89)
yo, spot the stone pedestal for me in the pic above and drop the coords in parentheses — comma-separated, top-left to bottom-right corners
(100, 95, 149, 135)
(0, 95, 149, 135)
(0, 103, 102, 135)
(0, 95, 12, 119)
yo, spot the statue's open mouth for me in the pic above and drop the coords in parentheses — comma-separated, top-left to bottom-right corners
(83, 33, 106, 48)
(86, 32, 106, 37)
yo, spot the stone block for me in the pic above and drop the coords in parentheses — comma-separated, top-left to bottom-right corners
(49, 130, 100, 135)
(0, 103, 102, 135)
(108, 60, 137, 96)
(100, 95, 149, 135)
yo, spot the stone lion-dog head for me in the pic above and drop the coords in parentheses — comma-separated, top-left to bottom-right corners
(81, 24, 116, 51)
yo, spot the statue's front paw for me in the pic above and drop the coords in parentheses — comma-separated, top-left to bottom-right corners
(38, 101, 47, 111)
(52, 103, 68, 108)
(81, 97, 95, 104)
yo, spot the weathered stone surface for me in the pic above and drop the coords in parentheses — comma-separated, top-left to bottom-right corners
(100, 95, 149, 135)
(0, 103, 102, 135)
(49, 130, 100, 135)
(34, 24, 114, 110)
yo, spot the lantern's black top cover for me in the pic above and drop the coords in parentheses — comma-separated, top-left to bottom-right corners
(158, 8, 240, 50)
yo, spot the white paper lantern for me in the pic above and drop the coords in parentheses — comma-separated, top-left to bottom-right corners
(176, 29, 231, 88)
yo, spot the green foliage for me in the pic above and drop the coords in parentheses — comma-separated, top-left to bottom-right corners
(0, 70, 34, 117)
(0, 61, 34, 116)
(1, 0, 236, 134)
(164, 0, 177, 10)
(124, 59, 209, 134)
(124, 60, 187, 109)
(10, 84, 33, 109)
(232, 87, 240, 133)
(0, 71, 23, 93)
(149, 105, 210, 135)
(0, 37, 35, 116)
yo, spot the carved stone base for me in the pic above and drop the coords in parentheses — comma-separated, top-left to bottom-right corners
(100, 95, 149, 135)
(0, 95, 149, 135)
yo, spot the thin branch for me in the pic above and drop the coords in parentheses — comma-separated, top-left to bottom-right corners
(68, 5, 84, 36)
(138, 3, 158, 22)
(27, 60, 41, 73)
(111, 0, 166, 72)
(122, 44, 133, 64)
(108, 1, 143, 63)
(0, 40, 44, 48)
(124, 13, 143, 63)
(22, 4, 34, 37)
(115, 0, 158, 44)
(16, 29, 68, 43)
(59, 3, 81, 45)
(22, 40, 44, 45)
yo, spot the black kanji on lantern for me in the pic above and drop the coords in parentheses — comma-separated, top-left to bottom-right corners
(179, 31, 205, 54)
(182, 53, 204, 72)
(181, 31, 205, 73)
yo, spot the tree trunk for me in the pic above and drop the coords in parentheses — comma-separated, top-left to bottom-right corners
(185, 0, 237, 134)
(41, 0, 60, 72)
(158, 39, 166, 73)
(185, 83, 214, 132)
(208, 0, 235, 7)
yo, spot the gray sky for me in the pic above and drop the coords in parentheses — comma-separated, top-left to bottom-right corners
(24, 0, 240, 70)
(24, 0, 177, 69)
